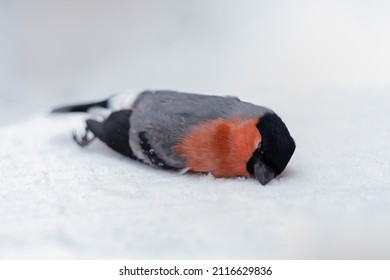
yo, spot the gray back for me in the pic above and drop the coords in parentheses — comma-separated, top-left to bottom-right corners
(129, 90, 272, 168)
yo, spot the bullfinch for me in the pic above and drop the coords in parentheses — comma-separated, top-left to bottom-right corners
(52, 90, 296, 185)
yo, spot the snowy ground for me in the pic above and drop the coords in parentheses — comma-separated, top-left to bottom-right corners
(1, 1, 390, 259)
(1, 88, 389, 259)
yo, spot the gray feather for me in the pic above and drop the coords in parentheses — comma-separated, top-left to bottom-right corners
(128, 90, 272, 168)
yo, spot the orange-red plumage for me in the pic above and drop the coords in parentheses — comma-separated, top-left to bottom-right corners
(174, 118, 261, 178)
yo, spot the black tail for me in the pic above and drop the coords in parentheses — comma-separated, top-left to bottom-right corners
(52, 99, 109, 113)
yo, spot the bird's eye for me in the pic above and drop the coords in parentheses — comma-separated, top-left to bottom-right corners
(246, 141, 266, 177)
(257, 142, 265, 157)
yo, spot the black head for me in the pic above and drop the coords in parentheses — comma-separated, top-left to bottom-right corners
(246, 112, 296, 185)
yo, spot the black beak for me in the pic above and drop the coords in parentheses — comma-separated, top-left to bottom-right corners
(254, 162, 275, 185)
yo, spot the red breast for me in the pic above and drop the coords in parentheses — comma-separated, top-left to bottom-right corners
(174, 118, 261, 178)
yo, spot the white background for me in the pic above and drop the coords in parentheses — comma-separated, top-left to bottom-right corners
(2, 0, 390, 124)
(1, 260, 390, 279)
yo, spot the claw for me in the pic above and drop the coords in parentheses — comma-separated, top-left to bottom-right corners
(72, 128, 96, 147)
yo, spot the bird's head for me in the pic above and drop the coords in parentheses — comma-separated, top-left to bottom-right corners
(247, 113, 296, 185)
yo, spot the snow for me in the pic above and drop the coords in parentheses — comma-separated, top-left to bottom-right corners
(1, 1, 390, 259)
(1, 89, 389, 259)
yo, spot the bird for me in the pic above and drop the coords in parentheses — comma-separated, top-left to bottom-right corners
(52, 89, 296, 185)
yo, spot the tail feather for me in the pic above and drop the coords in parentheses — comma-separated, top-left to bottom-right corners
(52, 89, 142, 114)
(52, 99, 109, 113)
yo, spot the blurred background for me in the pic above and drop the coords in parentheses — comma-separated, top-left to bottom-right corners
(1, 0, 390, 260)
(1, 0, 390, 126)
